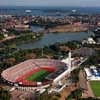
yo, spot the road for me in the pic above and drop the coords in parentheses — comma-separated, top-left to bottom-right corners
(0, 35, 16, 43)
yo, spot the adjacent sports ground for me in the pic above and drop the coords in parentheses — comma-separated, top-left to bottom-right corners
(90, 81, 100, 97)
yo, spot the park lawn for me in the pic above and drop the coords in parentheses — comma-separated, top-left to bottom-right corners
(25, 70, 50, 82)
(90, 81, 100, 97)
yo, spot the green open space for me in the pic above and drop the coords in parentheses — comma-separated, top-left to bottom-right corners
(25, 70, 50, 82)
(90, 81, 100, 97)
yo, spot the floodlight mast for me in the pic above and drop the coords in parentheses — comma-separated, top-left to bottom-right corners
(68, 51, 72, 70)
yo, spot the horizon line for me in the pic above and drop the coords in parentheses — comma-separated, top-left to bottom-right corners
(0, 5, 100, 8)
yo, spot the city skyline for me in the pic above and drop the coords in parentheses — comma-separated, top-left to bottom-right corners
(0, 0, 100, 7)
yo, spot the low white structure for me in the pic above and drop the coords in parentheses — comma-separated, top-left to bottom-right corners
(82, 37, 96, 44)
(48, 84, 67, 93)
(4, 34, 8, 38)
(84, 68, 92, 79)
(88, 37, 96, 44)
(85, 66, 100, 80)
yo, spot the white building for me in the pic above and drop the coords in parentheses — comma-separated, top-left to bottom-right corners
(82, 37, 96, 45)
(85, 66, 100, 80)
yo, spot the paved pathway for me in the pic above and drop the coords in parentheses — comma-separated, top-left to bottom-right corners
(0, 36, 15, 43)
(87, 81, 94, 97)
(60, 84, 78, 100)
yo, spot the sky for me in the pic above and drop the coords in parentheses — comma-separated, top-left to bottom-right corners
(0, 0, 100, 7)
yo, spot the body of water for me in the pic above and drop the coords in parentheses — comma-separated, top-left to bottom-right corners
(0, 6, 95, 49)
(31, 26, 44, 32)
(17, 32, 93, 49)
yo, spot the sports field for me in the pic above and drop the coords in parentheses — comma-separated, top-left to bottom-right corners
(90, 81, 100, 97)
(25, 70, 50, 82)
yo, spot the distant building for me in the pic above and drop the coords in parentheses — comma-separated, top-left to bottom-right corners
(73, 47, 95, 57)
(15, 24, 30, 31)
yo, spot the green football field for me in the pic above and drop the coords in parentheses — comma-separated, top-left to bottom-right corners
(25, 70, 50, 82)
(90, 81, 100, 97)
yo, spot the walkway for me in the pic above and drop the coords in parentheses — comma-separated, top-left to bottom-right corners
(60, 84, 78, 100)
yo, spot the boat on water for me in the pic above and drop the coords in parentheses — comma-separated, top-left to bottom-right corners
(56, 12, 61, 16)
(25, 10, 32, 13)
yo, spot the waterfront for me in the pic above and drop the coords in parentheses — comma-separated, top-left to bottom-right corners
(17, 32, 93, 49)
(1, 6, 100, 15)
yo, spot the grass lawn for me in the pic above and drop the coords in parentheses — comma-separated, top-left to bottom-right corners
(90, 81, 100, 97)
(25, 70, 50, 82)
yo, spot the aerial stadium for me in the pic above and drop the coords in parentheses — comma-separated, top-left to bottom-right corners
(1, 59, 68, 88)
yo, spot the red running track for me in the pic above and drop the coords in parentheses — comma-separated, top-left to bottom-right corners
(15, 66, 56, 86)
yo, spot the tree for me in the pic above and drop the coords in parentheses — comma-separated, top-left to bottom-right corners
(70, 68, 80, 83)
(66, 89, 82, 100)
(0, 88, 11, 100)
